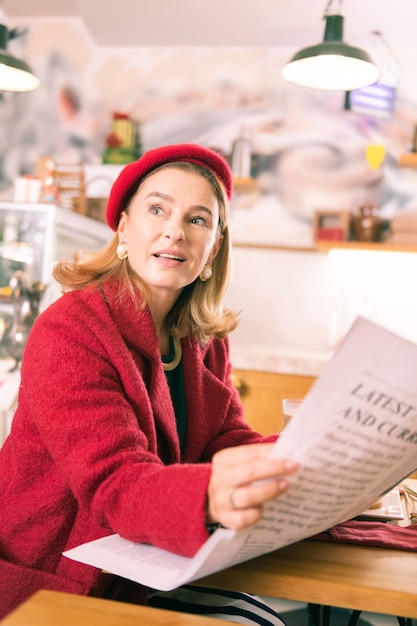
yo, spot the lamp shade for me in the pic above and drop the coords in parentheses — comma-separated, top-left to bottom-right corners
(0, 23, 40, 92)
(281, 15, 381, 92)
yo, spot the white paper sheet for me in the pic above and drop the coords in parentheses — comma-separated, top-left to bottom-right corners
(64, 316, 417, 591)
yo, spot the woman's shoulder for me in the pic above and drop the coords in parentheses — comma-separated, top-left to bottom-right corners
(34, 284, 108, 334)
(33, 280, 146, 340)
(42, 284, 100, 312)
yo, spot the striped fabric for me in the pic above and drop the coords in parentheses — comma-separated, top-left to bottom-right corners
(148, 585, 287, 625)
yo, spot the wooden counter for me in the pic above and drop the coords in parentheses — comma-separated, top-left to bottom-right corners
(1, 590, 232, 626)
(232, 368, 316, 433)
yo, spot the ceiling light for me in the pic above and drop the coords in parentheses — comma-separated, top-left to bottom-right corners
(0, 21, 39, 92)
(281, 1, 381, 92)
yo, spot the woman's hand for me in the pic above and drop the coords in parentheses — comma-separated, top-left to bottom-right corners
(207, 443, 298, 530)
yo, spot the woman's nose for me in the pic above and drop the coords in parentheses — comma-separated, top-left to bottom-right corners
(164, 217, 185, 241)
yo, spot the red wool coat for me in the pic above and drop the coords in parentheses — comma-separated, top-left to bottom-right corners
(0, 280, 271, 617)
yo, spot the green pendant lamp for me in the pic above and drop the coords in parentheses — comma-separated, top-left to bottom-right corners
(281, 2, 381, 92)
(0, 21, 40, 92)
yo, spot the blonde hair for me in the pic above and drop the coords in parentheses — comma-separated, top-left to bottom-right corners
(53, 162, 240, 344)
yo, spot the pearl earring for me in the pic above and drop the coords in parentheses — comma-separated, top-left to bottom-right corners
(199, 265, 212, 281)
(116, 241, 128, 260)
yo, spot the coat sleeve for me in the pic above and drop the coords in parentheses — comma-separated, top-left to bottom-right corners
(17, 295, 213, 558)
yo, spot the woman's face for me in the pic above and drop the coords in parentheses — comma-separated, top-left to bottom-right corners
(118, 166, 223, 303)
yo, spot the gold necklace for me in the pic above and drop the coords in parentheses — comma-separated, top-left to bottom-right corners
(162, 336, 182, 371)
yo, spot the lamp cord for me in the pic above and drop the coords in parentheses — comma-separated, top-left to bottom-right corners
(323, 0, 343, 19)
(371, 29, 403, 73)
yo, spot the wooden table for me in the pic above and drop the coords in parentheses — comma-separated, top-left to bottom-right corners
(0, 589, 232, 626)
(198, 480, 417, 623)
(3, 487, 416, 626)
(197, 537, 417, 620)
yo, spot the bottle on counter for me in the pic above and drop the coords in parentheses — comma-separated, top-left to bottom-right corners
(353, 205, 382, 242)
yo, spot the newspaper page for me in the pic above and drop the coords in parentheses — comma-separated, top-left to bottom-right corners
(64, 316, 417, 590)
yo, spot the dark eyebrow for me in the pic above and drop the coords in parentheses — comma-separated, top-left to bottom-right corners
(144, 191, 215, 219)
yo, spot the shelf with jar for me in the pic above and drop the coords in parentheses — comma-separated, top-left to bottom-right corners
(232, 239, 417, 255)
(312, 205, 417, 254)
(232, 206, 417, 255)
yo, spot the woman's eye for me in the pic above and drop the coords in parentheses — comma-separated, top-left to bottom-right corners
(190, 216, 207, 226)
(149, 205, 163, 215)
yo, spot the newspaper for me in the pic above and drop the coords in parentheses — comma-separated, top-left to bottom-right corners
(64, 316, 417, 591)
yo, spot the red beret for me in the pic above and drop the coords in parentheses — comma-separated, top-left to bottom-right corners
(106, 143, 233, 231)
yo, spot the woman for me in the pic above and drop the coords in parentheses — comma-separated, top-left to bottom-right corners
(0, 144, 297, 622)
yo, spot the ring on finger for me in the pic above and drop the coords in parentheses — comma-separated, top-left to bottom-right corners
(230, 488, 239, 509)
